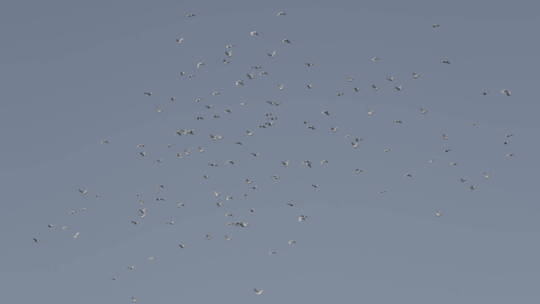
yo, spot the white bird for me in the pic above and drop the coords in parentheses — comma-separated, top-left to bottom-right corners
(250, 31, 259, 37)
(254, 288, 264, 295)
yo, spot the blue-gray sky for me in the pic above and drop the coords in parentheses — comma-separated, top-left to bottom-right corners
(1, 0, 539, 303)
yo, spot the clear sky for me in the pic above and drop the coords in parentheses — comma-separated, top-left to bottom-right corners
(1, 0, 539, 303)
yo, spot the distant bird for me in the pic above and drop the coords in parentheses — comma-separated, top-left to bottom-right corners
(500, 89, 512, 96)
(254, 288, 264, 295)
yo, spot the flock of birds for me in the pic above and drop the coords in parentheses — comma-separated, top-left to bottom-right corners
(33, 9, 517, 302)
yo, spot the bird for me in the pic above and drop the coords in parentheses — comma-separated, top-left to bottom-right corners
(500, 89, 512, 96)
(254, 288, 264, 295)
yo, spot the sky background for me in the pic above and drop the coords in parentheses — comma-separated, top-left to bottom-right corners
(1, 0, 539, 303)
